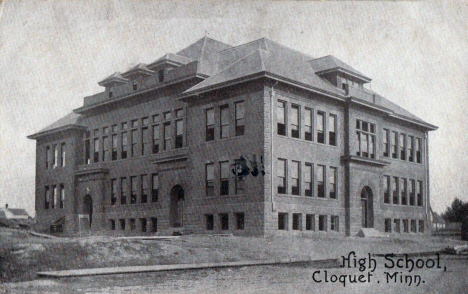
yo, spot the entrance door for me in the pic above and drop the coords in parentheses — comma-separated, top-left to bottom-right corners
(170, 185, 184, 227)
(361, 197, 368, 228)
(83, 194, 93, 227)
(360, 187, 374, 228)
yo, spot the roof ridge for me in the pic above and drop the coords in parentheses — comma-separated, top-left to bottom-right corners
(218, 38, 267, 53)
(262, 38, 314, 60)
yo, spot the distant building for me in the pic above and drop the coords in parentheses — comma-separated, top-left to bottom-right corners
(28, 37, 437, 237)
(0, 204, 30, 220)
(431, 210, 446, 231)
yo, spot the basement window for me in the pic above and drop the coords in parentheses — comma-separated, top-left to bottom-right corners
(130, 219, 136, 231)
(205, 214, 214, 230)
(278, 213, 288, 230)
(235, 213, 245, 230)
(220, 213, 229, 230)
(110, 219, 115, 230)
(318, 215, 327, 231)
(292, 213, 302, 231)
(306, 214, 315, 231)
(151, 217, 158, 232)
(384, 219, 392, 233)
(119, 219, 126, 230)
(140, 218, 147, 232)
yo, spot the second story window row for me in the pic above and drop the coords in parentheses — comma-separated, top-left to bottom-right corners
(45, 142, 66, 169)
(383, 129, 423, 164)
(383, 175, 424, 207)
(205, 100, 245, 142)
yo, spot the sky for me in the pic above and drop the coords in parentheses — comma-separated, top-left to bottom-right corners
(0, 0, 467, 217)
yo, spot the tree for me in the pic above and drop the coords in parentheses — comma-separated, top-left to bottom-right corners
(442, 198, 468, 223)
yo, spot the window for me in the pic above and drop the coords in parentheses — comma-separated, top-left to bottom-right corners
(45, 146, 51, 169)
(411, 220, 417, 233)
(416, 138, 422, 163)
(329, 167, 337, 199)
(318, 215, 327, 231)
(277, 101, 286, 136)
(383, 129, 390, 157)
(206, 108, 215, 141)
(400, 134, 406, 160)
(131, 130, 138, 157)
(60, 143, 66, 167)
(152, 125, 160, 154)
(130, 177, 137, 204)
(220, 161, 230, 196)
(317, 165, 325, 198)
(385, 219, 392, 233)
(122, 122, 128, 130)
(111, 179, 117, 205)
(152, 114, 160, 123)
(59, 184, 65, 209)
(401, 178, 407, 205)
(112, 124, 118, 132)
(112, 134, 118, 160)
(392, 177, 399, 204)
(175, 120, 184, 149)
(304, 163, 312, 197)
(234, 159, 245, 194)
(417, 181, 423, 206)
(220, 213, 229, 230)
(133, 81, 137, 91)
(158, 69, 164, 82)
(317, 112, 325, 144)
(140, 218, 147, 232)
(391, 132, 398, 159)
(278, 213, 288, 230)
(383, 176, 390, 204)
(44, 186, 50, 209)
(142, 117, 149, 126)
(151, 174, 158, 202)
(277, 159, 286, 194)
(141, 127, 149, 156)
(151, 217, 158, 232)
(329, 115, 336, 146)
(109, 89, 113, 98)
(292, 213, 302, 230)
(121, 132, 128, 159)
(84, 138, 90, 164)
(52, 185, 57, 209)
(235, 101, 245, 136)
(394, 219, 400, 233)
(163, 122, 171, 150)
(330, 216, 339, 232)
(93, 139, 99, 163)
(164, 111, 171, 120)
(290, 161, 300, 195)
(235, 213, 245, 230)
(110, 219, 115, 230)
(418, 220, 425, 233)
(356, 120, 375, 158)
(53, 144, 58, 168)
(206, 163, 214, 197)
(409, 179, 415, 206)
(121, 178, 128, 205)
(206, 214, 214, 230)
(403, 219, 409, 233)
(290, 105, 300, 138)
(306, 214, 315, 231)
(220, 105, 229, 139)
(131, 119, 138, 128)
(304, 108, 313, 141)
(141, 175, 148, 203)
(408, 136, 414, 162)
(102, 136, 109, 161)
(130, 219, 136, 231)
(176, 109, 183, 118)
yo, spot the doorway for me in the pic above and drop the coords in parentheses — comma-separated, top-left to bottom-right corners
(360, 187, 374, 228)
(170, 185, 184, 227)
(83, 194, 93, 227)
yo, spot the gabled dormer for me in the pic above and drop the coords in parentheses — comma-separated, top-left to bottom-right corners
(98, 72, 129, 98)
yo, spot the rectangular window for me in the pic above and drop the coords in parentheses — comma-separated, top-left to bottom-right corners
(133, 81, 137, 91)
(163, 122, 171, 151)
(46, 146, 51, 169)
(122, 122, 128, 130)
(151, 217, 158, 232)
(394, 219, 400, 233)
(140, 218, 147, 232)
(277, 101, 286, 136)
(220, 105, 230, 139)
(416, 138, 422, 163)
(111, 179, 117, 205)
(121, 178, 128, 205)
(304, 163, 312, 197)
(330, 216, 339, 232)
(51, 185, 57, 209)
(152, 114, 160, 123)
(175, 120, 184, 149)
(44, 186, 50, 209)
(164, 112, 171, 121)
(235, 101, 245, 136)
(220, 213, 229, 230)
(60, 184, 65, 209)
(278, 213, 288, 230)
(356, 120, 375, 158)
(151, 174, 159, 202)
(329, 167, 337, 199)
(417, 181, 423, 206)
(141, 127, 149, 156)
(131, 119, 138, 128)
(121, 132, 128, 159)
(53, 144, 58, 168)
(130, 218, 136, 231)
(112, 134, 118, 160)
(158, 69, 164, 82)
(317, 165, 325, 198)
(102, 136, 109, 161)
(206, 108, 215, 141)
(306, 214, 315, 231)
(391, 132, 398, 159)
(418, 220, 425, 233)
(290, 161, 300, 195)
(152, 125, 160, 154)
(290, 105, 300, 138)
(385, 219, 392, 233)
(93, 139, 99, 163)
(401, 178, 407, 205)
(292, 213, 302, 231)
(383, 129, 389, 157)
(400, 134, 406, 160)
(384, 176, 390, 204)
(205, 214, 214, 230)
(403, 219, 409, 233)
(60, 143, 66, 167)
(112, 124, 118, 132)
(234, 160, 245, 194)
(392, 177, 399, 204)
(141, 175, 148, 203)
(130, 176, 137, 204)
(142, 117, 149, 126)
(110, 219, 115, 230)
(411, 220, 417, 233)
(235, 213, 245, 230)
(206, 163, 215, 197)
(304, 108, 313, 141)
(318, 215, 327, 231)
(131, 130, 138, 157)
(408, 136, 414, 162)
(120, 219, 126, 231)
(410, 179, 416, 206)
(220, 161, 230, 196)
(277, 159, 286, 194)
(317, 112, 325, 144)
(176, 109, 183, 118)
(329, 115, 336, 146)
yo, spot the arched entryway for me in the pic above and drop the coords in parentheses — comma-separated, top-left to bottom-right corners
(360, 187, 374, 228)
(83, 194, 93, 227)
(170, 185, 184, 228)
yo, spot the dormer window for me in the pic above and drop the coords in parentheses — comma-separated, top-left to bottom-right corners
(109, 89, 113, 98)
(133, 81, 138, 91)
(158, 69, 164, 83)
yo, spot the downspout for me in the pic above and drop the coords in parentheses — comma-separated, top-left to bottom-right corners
(425, 132, 430, 232)
(270, 81, 278, 212)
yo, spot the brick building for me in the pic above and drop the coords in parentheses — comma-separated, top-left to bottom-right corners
(28, 37, 437, 237)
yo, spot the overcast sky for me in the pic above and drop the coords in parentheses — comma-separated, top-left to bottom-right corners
(0, 0, 467, 216)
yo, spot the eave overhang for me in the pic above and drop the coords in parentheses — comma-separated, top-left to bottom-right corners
(27, 125, 87, 140)
(98, 72, 128, 87)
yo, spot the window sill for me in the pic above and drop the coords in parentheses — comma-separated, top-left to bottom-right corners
(275, 134, 340, 149)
